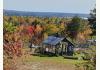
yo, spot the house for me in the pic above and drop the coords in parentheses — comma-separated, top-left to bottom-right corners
(41, 36, 74, 56)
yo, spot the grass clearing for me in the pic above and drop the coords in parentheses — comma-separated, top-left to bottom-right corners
(15, 48, 87, 70)
(23, 54, 87, 65)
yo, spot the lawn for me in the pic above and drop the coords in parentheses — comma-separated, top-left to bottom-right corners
(24, 55, 86, 64)
(12, 47, 87, 70)
(15, 53, 87, 70)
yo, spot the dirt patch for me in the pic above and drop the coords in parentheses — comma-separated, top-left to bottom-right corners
(16, 61, 75, 70)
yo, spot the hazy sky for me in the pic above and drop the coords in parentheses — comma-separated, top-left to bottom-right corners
(4, 0, 95, 14)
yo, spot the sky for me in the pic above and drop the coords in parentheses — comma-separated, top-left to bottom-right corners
(4, 0, 95, 14)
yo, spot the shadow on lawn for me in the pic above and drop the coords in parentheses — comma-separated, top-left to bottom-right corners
(30, 52, 59, 57)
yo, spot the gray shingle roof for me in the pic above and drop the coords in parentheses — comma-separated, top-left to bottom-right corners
(43, 36, 64, 45)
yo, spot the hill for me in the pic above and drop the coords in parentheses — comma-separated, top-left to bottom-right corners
(3, 9, 90, 18)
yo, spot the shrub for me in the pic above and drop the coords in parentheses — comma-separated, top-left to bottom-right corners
(64, 56, 78, 60)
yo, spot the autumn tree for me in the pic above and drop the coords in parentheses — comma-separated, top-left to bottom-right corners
(67, 16, 92, 43)
(3, 21, 16, 34)
(43, 24, 59, 35)
(76, 19, 92, 43)
(88, 8, 96, 35)
(67, 16, 80, 41)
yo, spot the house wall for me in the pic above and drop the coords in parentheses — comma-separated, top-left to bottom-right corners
(41, 41, 74, 56)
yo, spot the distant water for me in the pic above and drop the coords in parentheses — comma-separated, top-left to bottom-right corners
(3, 9, 90, 18)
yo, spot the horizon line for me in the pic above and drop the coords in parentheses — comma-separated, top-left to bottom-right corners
(3, 9, 89, 14)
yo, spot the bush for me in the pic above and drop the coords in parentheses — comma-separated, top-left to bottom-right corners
(64, 56, 78, 60)
(82, 52, 91, 60)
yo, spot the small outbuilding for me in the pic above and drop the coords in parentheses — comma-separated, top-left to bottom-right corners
(41, 36, 74, 56)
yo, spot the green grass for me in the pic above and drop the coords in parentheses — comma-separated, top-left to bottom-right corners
(22, 48, 87, 66)
(24, 55, 87, 65)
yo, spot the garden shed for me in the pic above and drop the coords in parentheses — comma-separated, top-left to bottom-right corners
(41, 36, 74, 56)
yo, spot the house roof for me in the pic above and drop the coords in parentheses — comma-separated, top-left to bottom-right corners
(43, 36, 64, 45)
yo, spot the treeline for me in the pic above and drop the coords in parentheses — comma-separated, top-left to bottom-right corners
(4, 16, 92, 43)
